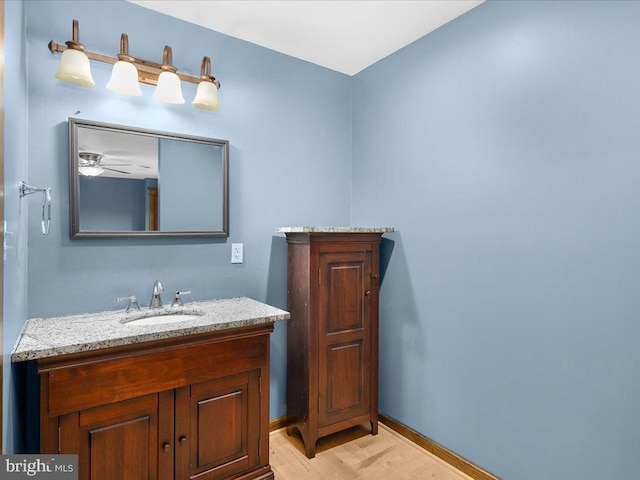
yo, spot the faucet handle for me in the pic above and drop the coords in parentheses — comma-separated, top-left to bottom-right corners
(117, 295, 140, 313)
(173, 291, 191, 307)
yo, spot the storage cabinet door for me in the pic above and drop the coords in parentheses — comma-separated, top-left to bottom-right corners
(318, 250, 372, 427)
(59, 393, 169, 480)
(175, 370, 261, 480)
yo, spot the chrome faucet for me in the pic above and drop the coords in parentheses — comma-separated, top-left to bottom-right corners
(150, 280, 164, 309)
(116, 295, 140, 313)
(172, 291, 191, 307)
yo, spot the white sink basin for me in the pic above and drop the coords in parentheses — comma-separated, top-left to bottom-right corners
(123, 314, 199, 326)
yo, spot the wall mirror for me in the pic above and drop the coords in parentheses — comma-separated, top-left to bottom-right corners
(69, 118, 229, 238)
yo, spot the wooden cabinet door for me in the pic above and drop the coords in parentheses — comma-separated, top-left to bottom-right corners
(58, 393, 171, 480)
(175, 370, 261, 480)
(318, 250, 372, 428)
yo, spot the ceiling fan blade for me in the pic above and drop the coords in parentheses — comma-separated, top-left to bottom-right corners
(100, 163, 133, 167)
(103, 167, 131, 175)
(103, 159, 138, 165)
(102, 149, 138, 157)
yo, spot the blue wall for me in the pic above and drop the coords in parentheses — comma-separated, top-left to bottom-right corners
(3, 0, 29, 452)
(79, 176, 146, 231)
(21, 0, 351, 432)
(352, 1, 640, 479)
(7, 1, 640, 478)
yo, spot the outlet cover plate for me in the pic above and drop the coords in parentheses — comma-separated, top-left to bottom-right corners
(231, 243, 243, 264)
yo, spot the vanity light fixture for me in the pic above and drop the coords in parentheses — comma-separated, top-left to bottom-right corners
(106, 34, 142, 96)
(192, 57, 220, 110)
(54, 19, 95, 87)
(49, 19, 221, 109)
(153, 46, 185, 104)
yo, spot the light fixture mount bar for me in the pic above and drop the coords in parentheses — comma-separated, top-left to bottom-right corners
(117, 34, 135, 63)
(65, 19, 85, 51)
(48, 40, 220, 88)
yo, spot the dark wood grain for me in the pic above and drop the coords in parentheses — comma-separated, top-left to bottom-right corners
(284, 232, 383, 458)
(185, 371, 260, 480)
(319, 251, 371, 429)
(158, 390, 175, 480)
(43, 331, 269, 417)
(39, 323, 275, 480)
(61, 394, 160, 480)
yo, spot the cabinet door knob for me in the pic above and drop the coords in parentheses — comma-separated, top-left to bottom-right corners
(371, 273, 380, 279)
(365, 290, 371, 297)
(179, 436, 188, 446)
(162, 442, 171, 452)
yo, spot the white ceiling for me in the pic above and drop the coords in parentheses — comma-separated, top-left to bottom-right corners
(128, 0, 484, 76)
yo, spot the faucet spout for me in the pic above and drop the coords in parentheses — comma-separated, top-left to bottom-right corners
(150, 280, 164, 309)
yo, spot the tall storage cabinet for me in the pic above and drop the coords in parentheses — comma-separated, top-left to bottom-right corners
(277, 227, 393, 458)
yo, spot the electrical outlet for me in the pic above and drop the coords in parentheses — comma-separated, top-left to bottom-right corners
(231, 243, 243, 264)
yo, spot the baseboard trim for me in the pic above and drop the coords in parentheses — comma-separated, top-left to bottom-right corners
(269, 415, 289, 432)
(270, 413, 499, 480)
(378, 413, 500, 480)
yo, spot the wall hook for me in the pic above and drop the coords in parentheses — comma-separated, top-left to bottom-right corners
(19, 181, 52, 235)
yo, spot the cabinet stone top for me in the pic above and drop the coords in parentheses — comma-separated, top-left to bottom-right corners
(275, 227, 394, 233)
(12, 297, 289, 362)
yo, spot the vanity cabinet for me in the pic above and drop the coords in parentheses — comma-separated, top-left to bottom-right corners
(38, 324, 274, 480)
(279, 229, 391, 458)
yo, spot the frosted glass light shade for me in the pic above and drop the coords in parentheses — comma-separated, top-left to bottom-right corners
(107, 61, 142, 96)
(78, 165, 104, 177)
(153, 71, 185, 104)
(55, 48, 95, 87)
(192, 81, 220, 110)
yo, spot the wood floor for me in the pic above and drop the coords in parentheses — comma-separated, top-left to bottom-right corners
(270, 424, 474, 480)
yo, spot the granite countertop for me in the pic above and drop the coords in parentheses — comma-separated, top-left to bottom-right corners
(276, 227, 394, 233)
(12, 297, 289, 362)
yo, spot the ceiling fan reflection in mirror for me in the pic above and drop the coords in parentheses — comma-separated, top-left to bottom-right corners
(78, 151, 141, 177)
